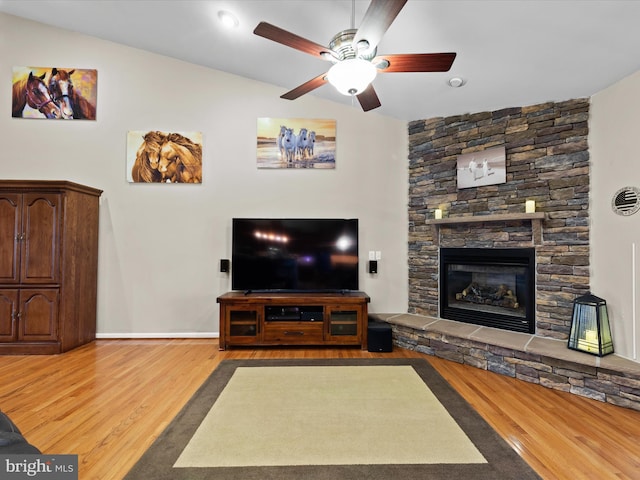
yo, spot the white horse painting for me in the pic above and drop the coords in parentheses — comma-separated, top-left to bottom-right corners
(256, 118, 336, 169)
(456, 146, 506, 189)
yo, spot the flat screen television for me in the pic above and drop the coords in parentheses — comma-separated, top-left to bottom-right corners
(232, 218, 359, 292)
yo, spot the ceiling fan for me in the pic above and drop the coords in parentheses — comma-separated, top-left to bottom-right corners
(253, 0, 456, 112)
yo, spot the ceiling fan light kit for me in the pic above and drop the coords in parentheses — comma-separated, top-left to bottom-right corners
(327, 58, 377, 96)
(253, 0, 456, 111)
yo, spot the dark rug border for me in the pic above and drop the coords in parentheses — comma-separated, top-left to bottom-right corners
(124, 358, 541, 480)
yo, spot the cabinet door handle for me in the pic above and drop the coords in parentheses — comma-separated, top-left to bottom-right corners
(284, 331, 305, 336)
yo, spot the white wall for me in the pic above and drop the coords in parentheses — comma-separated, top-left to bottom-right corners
(590, 71, 640, 362)
(0, 13, 409, 337)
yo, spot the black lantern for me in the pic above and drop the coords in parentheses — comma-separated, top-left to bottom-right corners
(568, 292, 614, 356)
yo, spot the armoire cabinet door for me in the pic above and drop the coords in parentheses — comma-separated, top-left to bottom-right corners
(0, 290, 19, 342)
(0, 194, 21, 284)
(18, 289, 59, 342)
(20, 193, 61, 284)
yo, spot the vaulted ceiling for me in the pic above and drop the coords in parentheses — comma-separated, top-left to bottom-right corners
(2, 0, 640, 121)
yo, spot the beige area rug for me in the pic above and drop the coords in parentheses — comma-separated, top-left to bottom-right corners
(124, 358, 541, 480)
(175, 365, 486, 467)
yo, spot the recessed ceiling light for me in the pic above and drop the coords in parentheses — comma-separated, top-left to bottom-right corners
(447, 77, 466, 88)
(218, 10, 239, 29)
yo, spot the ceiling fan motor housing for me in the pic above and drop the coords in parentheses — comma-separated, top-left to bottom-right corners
(329, 29, 376, 61)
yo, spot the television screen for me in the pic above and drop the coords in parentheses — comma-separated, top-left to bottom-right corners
(232, 218, 359, 292)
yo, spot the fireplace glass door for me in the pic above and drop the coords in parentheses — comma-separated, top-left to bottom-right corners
(440, 248, 535, 333)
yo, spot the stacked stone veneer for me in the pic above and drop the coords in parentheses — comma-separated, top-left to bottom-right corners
(408, 98, 590, 340)
(378, 317, 640, 411)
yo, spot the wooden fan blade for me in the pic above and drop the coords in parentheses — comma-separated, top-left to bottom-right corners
(254, 22, 335, 60)
(353, 0, 408, 51)
(280, 72, 328, 100)
(375, 53, 456, 73)
(357, 84, 381, 112)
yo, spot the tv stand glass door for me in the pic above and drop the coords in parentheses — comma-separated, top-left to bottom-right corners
(326, 305, 359, 342)
(226, 306, 260, 346)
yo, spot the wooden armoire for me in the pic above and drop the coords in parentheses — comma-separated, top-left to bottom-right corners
(0, 180, 102, 354)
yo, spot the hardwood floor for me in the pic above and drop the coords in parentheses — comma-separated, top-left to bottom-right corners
(1, 339, 639, 479)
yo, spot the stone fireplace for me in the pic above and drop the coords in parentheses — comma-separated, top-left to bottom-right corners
(407, 98, 590, 340)
(439, 247, 535, 333)
(392, 99, 640, 412)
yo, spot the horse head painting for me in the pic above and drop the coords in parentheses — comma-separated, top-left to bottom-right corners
(128, 131, 203, 184)
(131, 131, 165, 183)
(12, 71, 61, 119)
(12, 66, 97, 120)
(158, 133, 203, 183)
(48, 68, 96, 119)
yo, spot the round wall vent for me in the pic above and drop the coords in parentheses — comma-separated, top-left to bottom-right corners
(611, 186, 640, 216)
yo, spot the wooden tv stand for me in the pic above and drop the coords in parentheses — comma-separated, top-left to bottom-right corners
(217, 291, 370, 350)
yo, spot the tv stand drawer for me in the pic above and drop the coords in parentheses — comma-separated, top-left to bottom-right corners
(263, 322, 324, 343)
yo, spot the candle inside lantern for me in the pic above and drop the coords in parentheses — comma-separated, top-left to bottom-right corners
(585, 330, 598, 343)
(577, 330, 599, 352)
(434, 209, 442, 220)
(525, 200, 535, 213)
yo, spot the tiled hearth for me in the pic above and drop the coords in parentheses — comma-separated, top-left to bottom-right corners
(370, 313, 640, 412)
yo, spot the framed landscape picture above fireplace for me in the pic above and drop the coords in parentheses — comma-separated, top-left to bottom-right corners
(456, 145, 506, 189)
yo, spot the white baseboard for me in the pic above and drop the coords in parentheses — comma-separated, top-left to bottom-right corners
(96, 332, 219, 339)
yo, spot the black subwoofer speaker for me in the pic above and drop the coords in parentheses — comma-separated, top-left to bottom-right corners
(367, 322, 393, 352)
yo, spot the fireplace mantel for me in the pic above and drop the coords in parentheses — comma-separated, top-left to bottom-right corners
(426, 212, 545, 245)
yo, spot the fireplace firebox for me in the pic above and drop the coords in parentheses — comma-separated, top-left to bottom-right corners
(439, 248, 535, 334)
